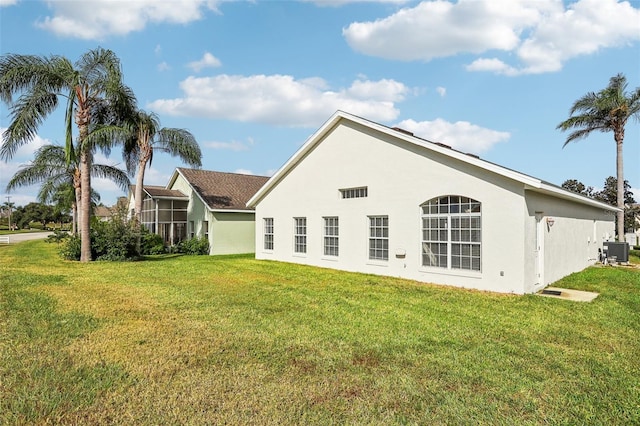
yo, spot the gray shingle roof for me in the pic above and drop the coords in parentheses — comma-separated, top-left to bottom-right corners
(177, 168, 269, 210)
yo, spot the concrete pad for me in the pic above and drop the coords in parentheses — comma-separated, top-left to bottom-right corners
(537, 287, 599, 302)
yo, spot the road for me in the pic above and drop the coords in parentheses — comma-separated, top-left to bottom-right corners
(1, 231, 54, 244)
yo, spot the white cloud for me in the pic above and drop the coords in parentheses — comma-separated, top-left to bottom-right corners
(465, 58, 519, 76)
(344, 0, 640, 75)
(394, 118, 510, 154)
(205, 140, 250, 151)
(0, 192, 37, 207)
(187, 52, 222, 72)
(304, 0, 409, 7)
(36, 0, 222, 40)
(435, 86, 446, 97)
(234, 168, 253, 175)
(0, 0, 18, 6)
(148, 75, 409, 127)
(141, 166, 171, 186)
(158, 61, 170, 72)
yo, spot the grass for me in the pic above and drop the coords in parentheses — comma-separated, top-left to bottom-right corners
(1, 241, 639, 424)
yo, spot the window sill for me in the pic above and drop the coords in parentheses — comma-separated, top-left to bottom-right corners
(419, 267, 482, 279)
(366, 260, 389, 267)
(321, 256, 339, 262)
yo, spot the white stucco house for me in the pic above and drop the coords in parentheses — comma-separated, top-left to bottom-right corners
(129, 168, 269, 255)
(247, 111, 619, 294)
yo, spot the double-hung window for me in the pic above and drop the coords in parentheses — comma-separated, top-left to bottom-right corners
(264, 218, 274, 250)
(421, 196, 481, 271)
(369, 216, 389, 261)
(294, 217, 307, 254)
(323, 217, 339, 256)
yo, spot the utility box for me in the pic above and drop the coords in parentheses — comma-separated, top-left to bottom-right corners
(603, 241, 629, 263)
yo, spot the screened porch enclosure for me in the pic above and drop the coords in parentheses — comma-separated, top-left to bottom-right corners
(141, 195, 189, 245)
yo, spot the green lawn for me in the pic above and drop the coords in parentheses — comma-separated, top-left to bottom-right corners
(1, 241, 639, 424)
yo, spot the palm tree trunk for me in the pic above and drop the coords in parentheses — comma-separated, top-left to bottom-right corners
(616, 137, 624, 241)
(79, 149, 92, 261)
(72, 199, 78, 235)
(134, 159, 146, 224)
(71, 203, 78, 235)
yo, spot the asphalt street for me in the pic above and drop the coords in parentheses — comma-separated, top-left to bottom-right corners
(1, 232, 53, 244)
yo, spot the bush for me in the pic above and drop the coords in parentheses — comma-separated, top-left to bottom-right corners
(91, 217, 139, 261)
(59, 234, 81, 260)
(176, 236, 210, 255)
(46, 230, 69, 244)
(59, 214, 141, 261)
(140, 229, 165, 255)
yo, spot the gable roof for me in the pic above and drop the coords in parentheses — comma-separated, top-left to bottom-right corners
(94, 205, 113, 218)
(172, 168, 269, 212)
(247, 110, 619, 212)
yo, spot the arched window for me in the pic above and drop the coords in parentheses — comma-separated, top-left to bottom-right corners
(421, 195, 481, 271)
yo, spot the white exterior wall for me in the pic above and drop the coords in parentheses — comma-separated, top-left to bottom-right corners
(523, 191, 615, 292)
(255, 121, 531, 293)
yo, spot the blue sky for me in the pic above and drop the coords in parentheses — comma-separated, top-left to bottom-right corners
(1, 0, 639, 207)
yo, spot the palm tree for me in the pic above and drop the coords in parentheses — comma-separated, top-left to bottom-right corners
(557, 73, 640, 241)
(0, 48, 136, 260)
(124, 110, 201, 223)
(6, 144, 129, 234)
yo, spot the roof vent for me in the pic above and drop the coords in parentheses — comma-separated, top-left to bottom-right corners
(434, 142, 451, 149)
(391, 127, 414, 136)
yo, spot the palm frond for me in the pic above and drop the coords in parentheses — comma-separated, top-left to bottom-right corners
(156, 128, 202, 167)
(91, 164, 130, 191)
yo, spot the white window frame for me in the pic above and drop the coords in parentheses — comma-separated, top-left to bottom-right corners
(340, 186, 368, 199)
(264, 218, 274, 251)
(368, 215, 389, 261)
(421, 196, 481, 272)
(323, 216, 339, 257)
(294, 217, 307, 254)
(202, 220, 209, 240)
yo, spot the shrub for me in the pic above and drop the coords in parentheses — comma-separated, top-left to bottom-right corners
(59, 214, 141, 261)
(177, 236, 210, 255)
(59, 234, 81, 260)
(91, 217, 139, 261)
(140, 229, 165, 255)
(46, 230, 69, 244)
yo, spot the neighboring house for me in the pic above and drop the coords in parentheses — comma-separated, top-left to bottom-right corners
(129, 168, 269, 255)
(247, 111, 618, 294)
(94, 205, 113, 222)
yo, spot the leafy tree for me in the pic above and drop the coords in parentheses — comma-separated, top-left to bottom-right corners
(0, 48, 136, 261)
(123, 110, 201, 223)
(6, 144, 129, 234)
(592, 177, 637, 232)
(561, 179, 595, 197)
(593, 176, 635, 206)
(557, 73, 640, 240)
